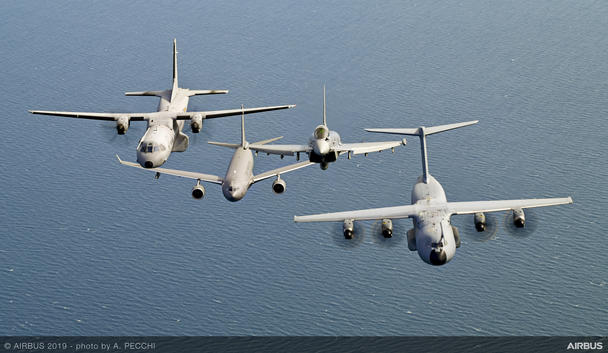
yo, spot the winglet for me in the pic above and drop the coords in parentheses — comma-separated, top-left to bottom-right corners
(116, 154, 123, 164)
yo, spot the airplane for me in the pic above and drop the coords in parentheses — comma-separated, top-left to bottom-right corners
(117, 107, 314, 202)
(294, 121, 573, 266)
(246, 86, 407, 170)
(29, 39, 295, 169)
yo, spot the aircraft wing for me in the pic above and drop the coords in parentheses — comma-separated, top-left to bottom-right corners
(336, 139, 406, 155)
(175, 105, 295, 120)
(448, 197, 573, 215)
(294, 204, 419, 223)
(247, 143, 312, 156)
(252, 161, 314, 183)
(116, 155, 223, 185)
(29, 110, 149, 121)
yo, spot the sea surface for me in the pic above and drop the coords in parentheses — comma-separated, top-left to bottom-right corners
(1, 0, 606, 336)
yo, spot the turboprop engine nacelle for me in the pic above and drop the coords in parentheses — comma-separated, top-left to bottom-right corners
(116, 116, 130, 135)
(191, 114, 204, 133)
(512, 208, 525, 228)
(474, 212, 486, 232)
(191, 183, 206, 199)
(343, 219, 354, 239)
(381, 219, 393, 238)
(272, 178, 286, 194)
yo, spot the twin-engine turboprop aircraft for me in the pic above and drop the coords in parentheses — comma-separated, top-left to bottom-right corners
(29, 39, 294, 169)
(117, 108, 314, 202)
(294, 121, 573, 266)
(247, 86, 407, 170)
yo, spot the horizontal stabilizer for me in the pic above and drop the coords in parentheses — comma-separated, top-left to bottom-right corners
(208, 141, 241, 149)
(251, 136, 283, 145)
(125, 90, 169, 97)
(365, 120, 479, 136)
(187, 89, 229, 96)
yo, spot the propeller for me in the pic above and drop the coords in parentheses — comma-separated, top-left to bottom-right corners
(457, 213, 498, 242)
(503, 208, 537, 238)
(370, 219, 406, 248)
(98, 122, 132, 146)
(331, 221, 365, 248)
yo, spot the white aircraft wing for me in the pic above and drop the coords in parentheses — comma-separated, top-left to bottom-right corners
(116, 155, 223, 185)
(175, 105, 295, 120)
(294, 204, 419, 223)
(247, 143, 312, 156)
(448, 197, 573, 215)
(335, 139, 406, 155)
(252, 161, 314, 183)
(29, 110, 149, 121)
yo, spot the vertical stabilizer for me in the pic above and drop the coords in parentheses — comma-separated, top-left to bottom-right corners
(171, 39, 179, 101)
(365, 120, 479, 184)
(322, 85, 327, 126)
(241, 105, 246, 147)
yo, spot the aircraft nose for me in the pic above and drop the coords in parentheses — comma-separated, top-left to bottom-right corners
(429, 249, 447, 266)
(313, 140, 330, 156)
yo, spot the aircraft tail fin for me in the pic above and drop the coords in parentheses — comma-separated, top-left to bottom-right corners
(322, 85, 327, 126)
(365, 121, 478, 184)
(172, 38, 178, 90)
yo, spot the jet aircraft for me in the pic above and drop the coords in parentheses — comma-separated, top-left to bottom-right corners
(117, 107, 314, 202)
(246, 86, 406, 170)
(29, 39, 294, 168)
(294, 121, 573, 266)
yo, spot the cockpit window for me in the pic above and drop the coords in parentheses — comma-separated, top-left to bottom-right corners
(147, 144, 153, 153)
(153, 146, 159, 152)
(140, 144, 146, 152)
(314, 126, 328, 140)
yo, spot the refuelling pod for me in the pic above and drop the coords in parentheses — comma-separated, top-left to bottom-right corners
(272, 177, 286, 194)
(474, 212, 486, 232)
(343, 219, 354, 239)
(116, 116, 130, 135)
(381, 219, 393, 238)
(191, 182, 205, 199)
(190, 114, 204, 133)
(512, 208, 525, 228)
(407, 229, 416, 251)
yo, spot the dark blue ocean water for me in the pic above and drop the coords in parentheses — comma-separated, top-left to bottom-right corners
(1, 0, 606, 335)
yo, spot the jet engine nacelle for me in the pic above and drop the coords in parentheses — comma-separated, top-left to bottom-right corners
(272, 178, 286, 194)
(116, 116, 130, 135)
(381, 218, 393, 238)
(190, 114, 204, 133)
(343, 219, 354, 239)
(512, 208, 525, 228)
(474, 212, 486, 232)
(191, 183, 206, 199)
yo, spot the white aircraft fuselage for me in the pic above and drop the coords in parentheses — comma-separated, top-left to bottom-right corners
(136, 90, 190, 168)
(410, 175, 457, 265)
(222, 147, 255, 201)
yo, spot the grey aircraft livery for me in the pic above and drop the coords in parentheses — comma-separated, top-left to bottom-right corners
(294, 121, 573, 266)
(117, 108, 314, 202)
(247, 86, 407, 170)
(29, 39, 294, 168)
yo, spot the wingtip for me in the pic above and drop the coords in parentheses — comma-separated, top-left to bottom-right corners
(115, 154, 123, 163)
(293, 216, 299, 222)
(28, 110, 34, 114)
(568, 196, 574, 204)
(288, 104, 296, 108)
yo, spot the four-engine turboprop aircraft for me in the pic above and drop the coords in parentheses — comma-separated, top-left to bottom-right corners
(29, 39, 295, 169)
(117, 107, 314, 202)
(294, 121, 573, 266)
(246, 86, 407, 170)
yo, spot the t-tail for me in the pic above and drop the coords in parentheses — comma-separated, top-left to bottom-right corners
(366, 121, 478, 183)
(208, 105, 283, 149)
